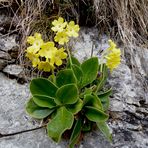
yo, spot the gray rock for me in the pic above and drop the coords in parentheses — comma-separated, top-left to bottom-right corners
(0, 27, 148, 148)
(0, 73, 32, 133)
(142, 49, 148, 74)
(71, 27, 148, 148)
(0, 73, 68, 148)
(2, 64, 28, 83)
(0, 34, 18, 52)
(109, 61, 146, 113)
(3, 64, 24, 77)
(70, 27, 109, 62)
(0, 33, 19, 69)
(0, 50, 11, 60)
(0, 59, 7, 70)
(0, 129, 68, 148)
(0, 34, 17, 70)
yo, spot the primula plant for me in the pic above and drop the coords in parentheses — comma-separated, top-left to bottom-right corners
(25, 17, 121, 147)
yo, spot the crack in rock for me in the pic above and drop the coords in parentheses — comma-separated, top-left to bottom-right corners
(0, 125, 45, 139)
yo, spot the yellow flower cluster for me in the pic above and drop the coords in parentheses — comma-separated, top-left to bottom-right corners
(51, 17, 80, 45)
(26, 17, 80, 72)
(105, 40, 121, 71)
(26, 33, 67, 72)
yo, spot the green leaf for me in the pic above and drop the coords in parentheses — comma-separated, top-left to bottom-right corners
(69, 119, 82, 148)
(33, 95, 56, 108)
(71, 64, 83, 86)
(67, 99, 83, 114)
(96, 64, 108, 91)
(30, 78, 58, 97)
(26, 98, 54, 119)
(98, 88, 112, 111)
(81, 57, 99, 87)
(56, 69, 77, 87)
(79, 88, 93, 98)
(98, 88, 112, 97)
(67, 56, 81, 68)
(85, 106, 109, 122)
(56, 84, 78, 105)
(83, 94, 103, 110)
(47, 107, 74, 142)
(83, 88, 93, 95)
(97, 122, 112, 142)
(48, 74, 56, 83)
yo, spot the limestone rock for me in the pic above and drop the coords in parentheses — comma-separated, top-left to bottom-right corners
(0, 27, 148, 148)
(0, 33, 18, 70)
(0, 73, 67, 148)
(70, 27, 109, 62)
(0, 50, 11, 60)
(0, 34, 18, 52)
(3, 64, 24, 77)
(71, 27, 148, 148)
(0, 49, 12, 70)
(2, 64, 28, 83)
(0, 59, 7, 70)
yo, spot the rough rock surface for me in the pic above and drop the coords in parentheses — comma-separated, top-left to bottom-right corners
(3, 64, 24, 78)
(0, 50, 11, 60)
(0, 11, 19, 71)
(0, 59, 8, 70)
(0, 34, 18, 70)
(2, 64, 29, 84)
(0, 28, 148, 148)
(0, 34, 18, 52)
(0, 73, 68, 148)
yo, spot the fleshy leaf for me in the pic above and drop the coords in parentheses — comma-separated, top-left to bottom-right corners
(56, 84, 78, 105)
(30, 78, 58, 97)
(67, 56, 81, 68)
(97, 122, 112, 142)
(71, 56, 81, 67)
(81, 57, 98, 87)
(67, 99, 83, 114)
(79, 88, 93, 98)
(56, 69, 77, 87)
(83, 94, 103, 110)
(47, 107, 74, 142)
(33, 95, 56, 108)
(85, 106, 108, 122)
(96, 64, 108, 91)
(69, 119, 82, 148)
(48, 74, 56, 83)
(98, 88, 112, 111)
(71, 64, 83, 86)
(26, 98, 54, 119)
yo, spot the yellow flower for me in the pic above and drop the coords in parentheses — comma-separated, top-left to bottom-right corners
(38, 42, 57, 59)
(107, 40, 116, 51)
(54, 31, 69, 45)
(27, 36, 35, 44)
(50, 47, 67, 66)
(66, 21, 80, 37)
(51, 17, 67, 33)
(25, 31, 68, 72)
(38, 61, 54, 72)
(26, 33, 44, 54)
(26, 52, 40, 67)
(105, 48, 121, 72)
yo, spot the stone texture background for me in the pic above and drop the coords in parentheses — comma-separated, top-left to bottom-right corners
(0, 16, 148, 148)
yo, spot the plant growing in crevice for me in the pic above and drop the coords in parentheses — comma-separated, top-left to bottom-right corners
(25, 17, 121, 147)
